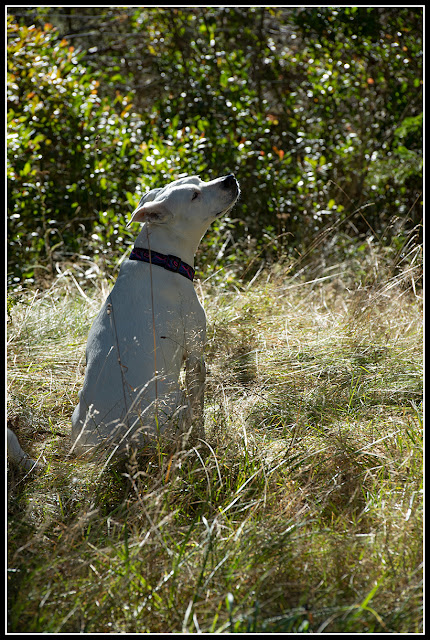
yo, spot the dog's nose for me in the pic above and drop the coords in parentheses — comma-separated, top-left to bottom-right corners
(222, 174, 236, 189)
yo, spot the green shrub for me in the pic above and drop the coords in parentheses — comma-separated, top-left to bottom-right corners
(7, 8, 422, 286)
(7, 17, 149, 284)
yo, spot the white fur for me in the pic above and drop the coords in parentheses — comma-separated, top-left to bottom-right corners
(71, 174, 240, 456)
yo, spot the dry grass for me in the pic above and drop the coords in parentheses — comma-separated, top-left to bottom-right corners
(7, 250, 422, 633)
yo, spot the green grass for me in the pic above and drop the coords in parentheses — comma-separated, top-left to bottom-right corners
(7, 254, 422, 633)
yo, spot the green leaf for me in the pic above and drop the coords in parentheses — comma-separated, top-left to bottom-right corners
(20, 162, 32, 176)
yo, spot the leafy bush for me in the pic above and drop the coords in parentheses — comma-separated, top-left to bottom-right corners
(7, 8, 422, 286)
(7, 17, 148, 283)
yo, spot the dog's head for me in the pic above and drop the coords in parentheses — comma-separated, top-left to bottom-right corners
(127, 174, 240, 230)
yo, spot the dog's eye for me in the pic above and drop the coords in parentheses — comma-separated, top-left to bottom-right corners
(192, 191, 200, 201)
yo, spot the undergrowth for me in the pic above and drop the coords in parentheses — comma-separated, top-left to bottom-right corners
(7, 248, 422, 633)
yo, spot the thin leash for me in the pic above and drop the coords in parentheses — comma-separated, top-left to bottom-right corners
(146, 225, 159, 427)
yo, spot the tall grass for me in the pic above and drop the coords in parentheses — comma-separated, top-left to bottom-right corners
(7, 249, 422, 633)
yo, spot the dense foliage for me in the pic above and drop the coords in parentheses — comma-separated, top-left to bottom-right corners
(7, 7, 422, 285)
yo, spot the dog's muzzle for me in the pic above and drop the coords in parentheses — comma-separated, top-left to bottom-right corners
(217, 174, 240, 216)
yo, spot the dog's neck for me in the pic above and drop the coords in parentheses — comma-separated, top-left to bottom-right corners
(134, 222, 207, 267)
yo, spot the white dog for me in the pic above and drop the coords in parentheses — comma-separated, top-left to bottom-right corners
(71, 174, 240, 456)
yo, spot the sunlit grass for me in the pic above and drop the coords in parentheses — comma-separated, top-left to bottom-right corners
(7, 253, 422, 633)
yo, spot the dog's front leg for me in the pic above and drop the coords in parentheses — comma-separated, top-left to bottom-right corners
(185, 353, 206, 441)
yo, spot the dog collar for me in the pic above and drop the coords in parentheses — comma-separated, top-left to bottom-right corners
(129, 246, 195, 281)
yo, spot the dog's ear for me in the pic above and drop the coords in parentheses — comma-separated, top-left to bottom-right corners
(137, 187, 164, 205)
(127, 201, 172, 227)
